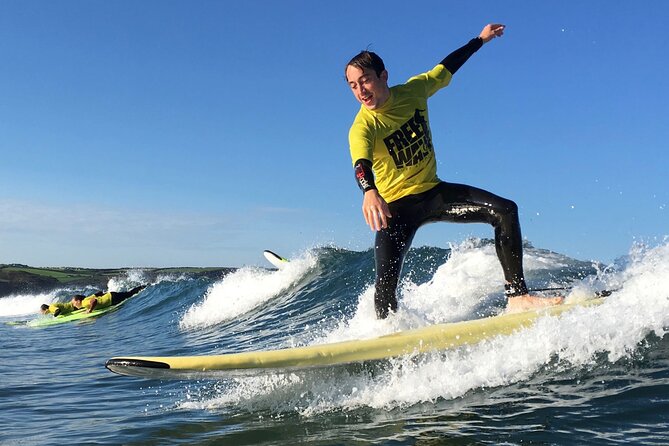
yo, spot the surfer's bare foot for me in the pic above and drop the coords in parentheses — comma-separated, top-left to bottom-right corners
(505, 294, 564, 314)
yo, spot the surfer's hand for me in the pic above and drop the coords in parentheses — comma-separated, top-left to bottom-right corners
(362, 190, 391, 231)
(479, 23, 505, 43)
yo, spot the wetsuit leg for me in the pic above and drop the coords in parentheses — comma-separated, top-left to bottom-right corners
(374, 207, 418, 319)
(422, 182, 527, 292)
(110, 285, 146, 305)
(371, 182, 529, 319)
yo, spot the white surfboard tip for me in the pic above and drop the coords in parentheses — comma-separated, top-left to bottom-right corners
(263, 250, 289, 269)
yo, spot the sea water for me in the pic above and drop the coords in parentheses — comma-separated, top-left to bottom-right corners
(1, 239, 668, 445)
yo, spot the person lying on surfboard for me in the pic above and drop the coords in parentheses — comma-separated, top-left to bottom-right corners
(40, 291, 110, 317)
(71, 285, 146, 313)
(345, 23, 563, 318)
(39, 302, 77, 317)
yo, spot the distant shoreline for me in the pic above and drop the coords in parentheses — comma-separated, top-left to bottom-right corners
(0, 264, 235, 298)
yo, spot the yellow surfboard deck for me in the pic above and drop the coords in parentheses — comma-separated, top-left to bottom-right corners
(106, 298, 603, 379)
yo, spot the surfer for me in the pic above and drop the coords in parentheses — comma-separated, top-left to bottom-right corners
(71, 285, 146, 313)
(39, 302, 77, 317)
(345, 23, 563, 318)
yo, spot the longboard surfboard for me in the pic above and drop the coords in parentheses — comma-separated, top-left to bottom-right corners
(106, 297, 604, 379)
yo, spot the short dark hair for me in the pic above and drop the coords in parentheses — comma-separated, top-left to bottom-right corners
(40, 304, 49, 311)
(345, 50, 386, 79)
(72, 294, 85, 301)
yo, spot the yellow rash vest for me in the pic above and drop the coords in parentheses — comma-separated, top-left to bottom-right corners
(47, 302, 77, 316)
(349, 64, 453, 203)
(80, 292, 113, 310)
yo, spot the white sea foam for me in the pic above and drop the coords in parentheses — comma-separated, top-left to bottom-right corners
(106, 269, 148, 291)
(321, 241, 569, 343)
(155, 272, 191, 284)
(0, 291, 61, 317)
(181, 241, 669, 415)
(179, 251, 317, 329)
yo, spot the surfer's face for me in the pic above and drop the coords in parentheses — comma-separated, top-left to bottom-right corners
(346, 65, 390, 110)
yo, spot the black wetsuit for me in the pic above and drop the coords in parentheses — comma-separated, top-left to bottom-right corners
(373, 182, 526, 318)
(110, 285, 146, 305)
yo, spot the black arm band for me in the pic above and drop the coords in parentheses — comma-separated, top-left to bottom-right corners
(353, 159, 377, 193)
(440, 37, 483, 75)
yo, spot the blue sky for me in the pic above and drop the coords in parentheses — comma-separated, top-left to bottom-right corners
(1, 1, 667, 268)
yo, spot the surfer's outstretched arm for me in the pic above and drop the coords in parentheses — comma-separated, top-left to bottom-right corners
(439, 24, 504, 75)
(86, 298, 98, 313)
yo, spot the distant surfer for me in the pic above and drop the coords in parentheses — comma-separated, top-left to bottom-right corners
(40, 302, 77, 317)
(345, 23, 563, 318)
(71, 285, 147, 313)
(39, 285, 146, 316)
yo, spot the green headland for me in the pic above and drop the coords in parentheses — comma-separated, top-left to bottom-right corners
(0, 264, 234, 297)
